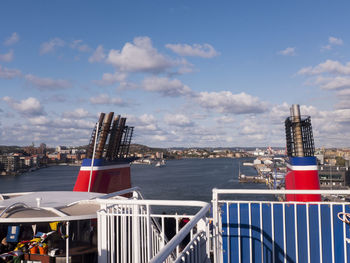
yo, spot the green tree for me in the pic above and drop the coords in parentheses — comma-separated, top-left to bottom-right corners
(336, 156, 345, 166)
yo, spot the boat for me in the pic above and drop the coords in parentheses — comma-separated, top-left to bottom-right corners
(0, 106, 350, 263)
(132, 158, 153, 165)
(155, 159, 166, 167)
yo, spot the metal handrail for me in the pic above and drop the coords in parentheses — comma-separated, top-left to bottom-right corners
(0, 202, 31, 218)
(98, 186, 143, 200)
(96, 199, 209, 207)
(149, 202, 211, 263)
(213, 188, 350, 196)
(174, 231, 207, 263)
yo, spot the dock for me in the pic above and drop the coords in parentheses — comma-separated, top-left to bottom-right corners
(239, 176, 267, 183)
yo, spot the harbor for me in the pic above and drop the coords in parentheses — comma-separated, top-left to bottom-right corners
(0, 157, 268, 203)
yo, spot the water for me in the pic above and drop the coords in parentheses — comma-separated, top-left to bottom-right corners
(0, 158, 268, 203)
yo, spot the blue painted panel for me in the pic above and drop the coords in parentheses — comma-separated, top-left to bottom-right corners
(82, 158, 104, 166)
(308, 204, 320, 263)
(333, 204, 345, 263)
(346, 205, 350, 263)
(289, 156, 317, 166)
(285, 204, 296, 263)
(251, 203, 262, 263)
(273, 204, 284, 263)
(297, 204, 308, 262)
(262, 203, 273, 263)
(221, 203, 229, 263)
(321, 204, 332, 263)
(240, 204, 250, 263)
(229, 203, 239, 263)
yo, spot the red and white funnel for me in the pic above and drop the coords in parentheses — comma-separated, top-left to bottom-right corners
(284, 104, 321, 201)
(73, 112, 133, 194)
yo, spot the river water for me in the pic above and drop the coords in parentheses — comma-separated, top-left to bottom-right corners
(0, 158, 268, 203)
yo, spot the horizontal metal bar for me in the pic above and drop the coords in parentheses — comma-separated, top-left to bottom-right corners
(98, 187, 142, 200)
(96, 198, 209, 208)
(0, 192, 32, 196)
(217, 200, 350, 206)
(0, 213, 97, 223)
(213, 189, 350, 195)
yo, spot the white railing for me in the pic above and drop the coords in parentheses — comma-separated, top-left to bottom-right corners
(97, 199, 210, 263)
(212, 189, 350, 263)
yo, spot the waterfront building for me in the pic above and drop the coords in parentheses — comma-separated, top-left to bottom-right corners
(319, 165, 350, 188)
(0, 155, 20, 173)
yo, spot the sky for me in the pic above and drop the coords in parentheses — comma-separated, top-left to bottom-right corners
(1, 1, 350, 148)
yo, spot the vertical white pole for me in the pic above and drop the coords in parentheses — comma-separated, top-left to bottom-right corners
(66, 221, 70, 263)
(147, 204, 152, 262)
(88, 122, 99, 192)
(133, 203, 140, 263)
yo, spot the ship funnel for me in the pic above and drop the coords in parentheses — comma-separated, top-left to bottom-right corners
(285, 104, 315, 157)
(73, 112, 134, 194)
(284, 104, 320, 202)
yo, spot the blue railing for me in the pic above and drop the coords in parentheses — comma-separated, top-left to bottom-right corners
(213, 189, 350, 263)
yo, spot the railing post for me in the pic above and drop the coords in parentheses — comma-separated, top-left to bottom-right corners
(66, 221, 70, 263)
(147, 204, 152, 261)
(212, 188, 221, 263)
(133, 203, 140, 263)
(98, 209, 108, 263)
(197, 217, 209, 261)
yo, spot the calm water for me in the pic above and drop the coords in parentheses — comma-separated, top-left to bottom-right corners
(0, 158, 268, 203)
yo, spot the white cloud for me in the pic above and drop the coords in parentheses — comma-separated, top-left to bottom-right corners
(0, 118, 95, 146)
(106, 36, 173, 73)
(321, 36, 343, 51)
(70, 40, 91, 52)
(164, 114, 194, 127)
(0, 50, 14, 62)
(297, 59, 350, 110)
(329, 36, 343, 45)
(240, 118, 264, 135)
(2, 96, 45, 117)
(151, 135, 167, 141)
(268, 102, 290, 124)
(313, 76, 350, 90)
(40, 38, 65, 55)
(94, 72, 127, 86)
(50, 118, 94, 129)
(335, 100, 350, 110)
(89, 45, 106, 63)
(166, 43, 219, 58)
(89, 94, 127, 106)
(127, 114, 159, 132)
(336, 88, 350, 97)
(141, 76, 192, 97)
(28, 116, 50, 125)
(4, 32, 19, 46)
(62, 108, 91, 119)
(216, 116, 235, 124)
(278, 47, 296, 56)
(0, 65, 21, 79)
(175, 58, 195, 74)
(197, 91, 267, 114)
(298, 60, 350, 75)
(25, 74, 72, 90)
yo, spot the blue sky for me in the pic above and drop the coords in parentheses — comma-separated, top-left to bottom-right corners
(1, 1, 350, 148)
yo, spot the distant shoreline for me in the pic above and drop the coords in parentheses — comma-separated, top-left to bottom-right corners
(1, 163, 81, 176)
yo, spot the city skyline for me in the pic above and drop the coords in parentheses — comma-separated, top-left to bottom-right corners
(1, 1, 350, 148)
